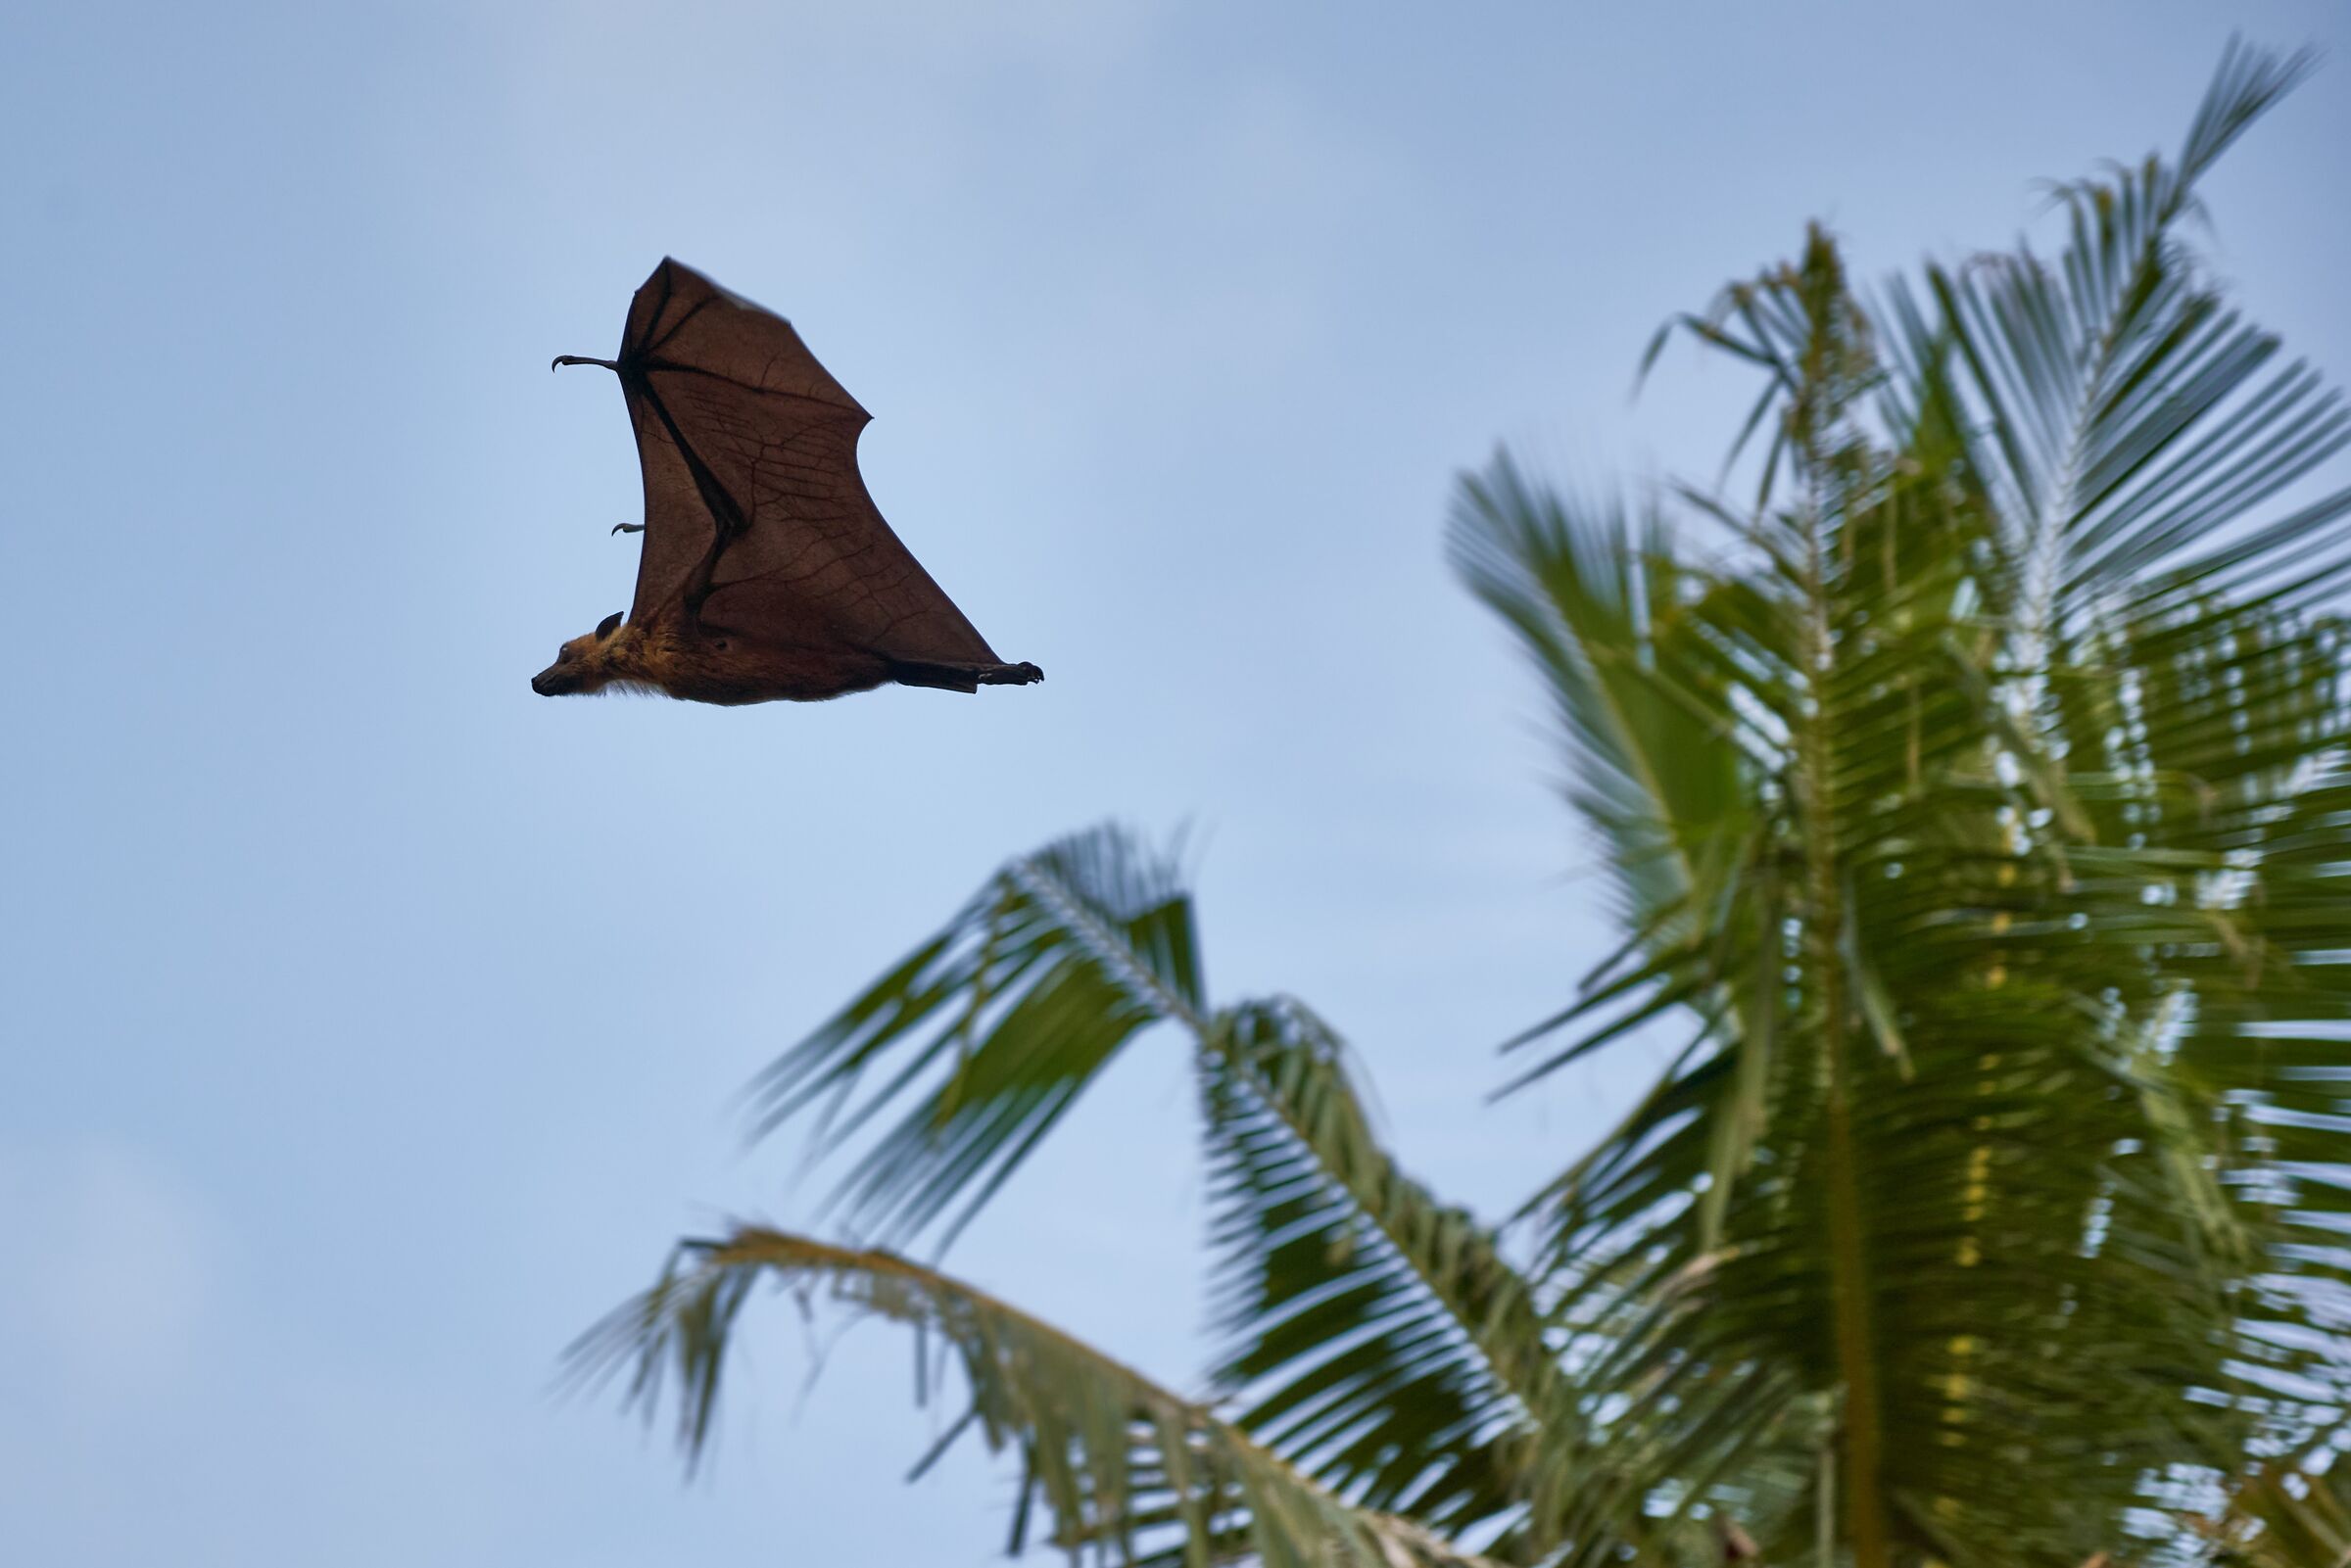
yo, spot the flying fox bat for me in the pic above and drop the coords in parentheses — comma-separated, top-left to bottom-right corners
(532, 259, 1042, 704)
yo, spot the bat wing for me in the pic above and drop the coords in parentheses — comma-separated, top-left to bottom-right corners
(610, 259, 1007, 671)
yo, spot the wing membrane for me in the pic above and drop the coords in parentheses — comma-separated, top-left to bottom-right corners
(611, 259, 1004, 669)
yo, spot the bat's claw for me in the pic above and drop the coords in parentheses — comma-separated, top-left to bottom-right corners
(611, 522, 646, 535)
(552, 355, 622, 372)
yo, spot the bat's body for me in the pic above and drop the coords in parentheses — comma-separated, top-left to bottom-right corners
(533, 259, 1042, 705)
(541, 614, 897, 706)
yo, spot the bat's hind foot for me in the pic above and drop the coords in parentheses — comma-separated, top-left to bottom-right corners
(889, 659, 1044, 693)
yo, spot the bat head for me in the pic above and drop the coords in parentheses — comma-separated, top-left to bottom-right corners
(531, 611, 628, 696)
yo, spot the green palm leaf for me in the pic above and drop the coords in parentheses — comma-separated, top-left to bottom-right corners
(570, 1229, 1501, 1568)
(1920, 37, 2343, 632)
(1449, 457, 1756, 941)
(748, 824, 1203, 1248)
(744, 829, 1583, 1547)
(1200, 997, 1565, 1549)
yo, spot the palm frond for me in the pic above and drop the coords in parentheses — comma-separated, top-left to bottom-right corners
(1200, 997, 1567, 1549)
(1920, 37, 2343, 641)
(1449, 452, 1756, 940)
(747, 824, 1203, 1249)
(1448, 455, 1790, 1251)
(570, 1229, 1502, 1568)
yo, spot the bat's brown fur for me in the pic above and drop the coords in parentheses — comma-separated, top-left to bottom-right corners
(531, 612, 1041, 703)
(532, 612, 891, 705)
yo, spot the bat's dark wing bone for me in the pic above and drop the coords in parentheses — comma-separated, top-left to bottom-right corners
(598, 258, 1022, 681)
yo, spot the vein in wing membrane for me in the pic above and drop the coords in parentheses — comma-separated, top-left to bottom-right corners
(606, 257, 1006, 671)
(644, 367, 1002, 666)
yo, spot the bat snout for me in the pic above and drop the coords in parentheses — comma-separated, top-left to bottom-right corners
(531, 664, 578, 696)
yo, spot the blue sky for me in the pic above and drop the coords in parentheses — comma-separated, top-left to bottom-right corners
(3, 3, 2347, 1562)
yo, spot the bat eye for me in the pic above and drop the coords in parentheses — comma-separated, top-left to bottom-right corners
(596, 611, 625, 641)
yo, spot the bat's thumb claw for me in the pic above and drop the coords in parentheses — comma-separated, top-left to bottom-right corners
(611, 522, 646, 536)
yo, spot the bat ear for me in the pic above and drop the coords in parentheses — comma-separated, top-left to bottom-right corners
(596, 611, 625, 640)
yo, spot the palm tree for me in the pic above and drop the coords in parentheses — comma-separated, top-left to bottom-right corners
(576, 41, 2351, 1567)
